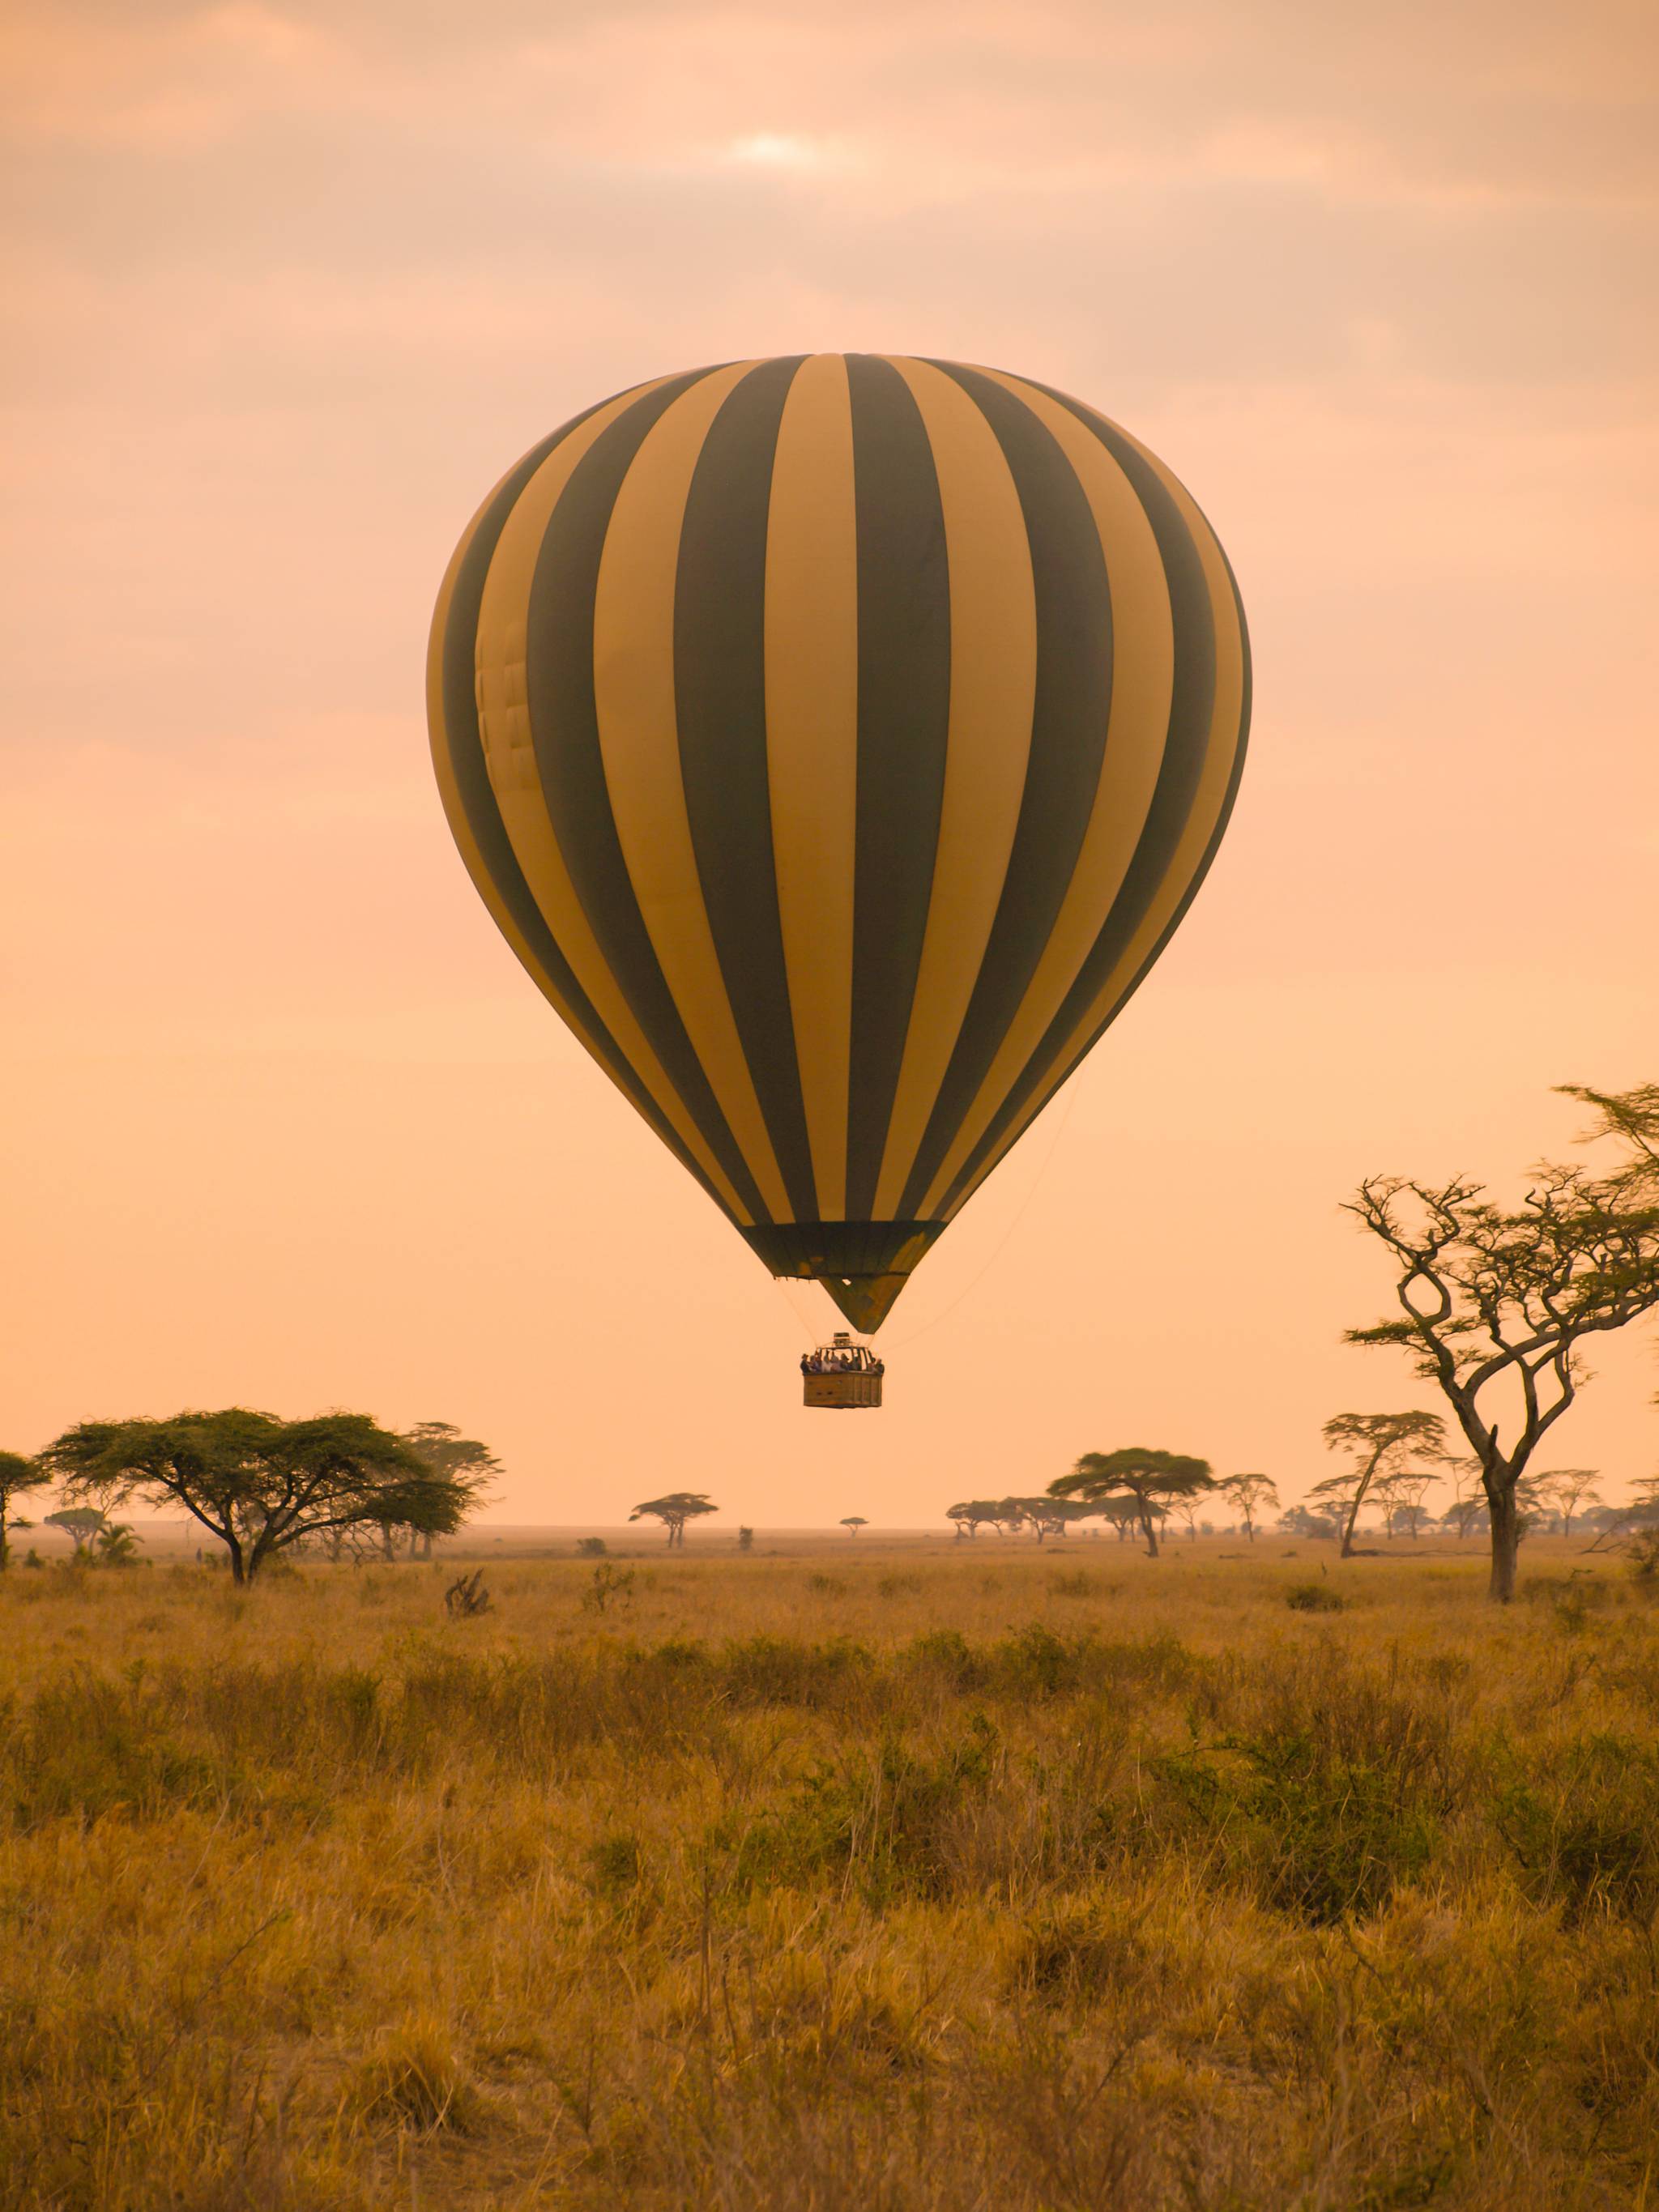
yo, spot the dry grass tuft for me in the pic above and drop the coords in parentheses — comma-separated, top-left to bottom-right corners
(351, 2017, 491, 2136)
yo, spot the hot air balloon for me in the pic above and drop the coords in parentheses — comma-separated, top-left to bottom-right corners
(428, 355, 1249, 1381)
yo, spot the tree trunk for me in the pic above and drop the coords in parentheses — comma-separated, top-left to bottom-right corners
(227, 1538, 246, 1584)
(1487, 1483, 1520, 1602)
(1139, 1502, 1159, 1558)
(1338, 1494, 1361, 1558)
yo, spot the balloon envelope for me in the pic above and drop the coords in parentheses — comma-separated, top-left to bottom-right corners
(429, 355, 1249, 1329)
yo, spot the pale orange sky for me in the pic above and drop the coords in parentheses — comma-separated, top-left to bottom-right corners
(4, 0, 1657, 1528)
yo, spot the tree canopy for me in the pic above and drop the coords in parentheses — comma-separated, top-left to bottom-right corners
(1049, 1448, 1213, 1558)
(41, 1409, 464, 1583)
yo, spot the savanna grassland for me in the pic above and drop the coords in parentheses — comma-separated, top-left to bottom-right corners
(5, 1540, 1659, 2210)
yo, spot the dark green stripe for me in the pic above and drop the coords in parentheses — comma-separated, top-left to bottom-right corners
(739, 1220, 944, 1280)
(896, 362, 1114, 1219)
(522, 369, 771, 1225)
(843, 354, 953, 1221)
(673, 356, 820, 1223)
(932, 391, 1250, 1216)
(436, 397, 729, 1218)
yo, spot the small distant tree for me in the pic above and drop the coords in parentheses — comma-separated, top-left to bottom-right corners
(0, 1451, 49, 1571)
(1439, 1455, 1486, 1540)
(1374, 1470, 1437, 1540)
(985, 1496, 1094, 1543)
(945, 1500, 1002, 1539)
(1525, 1468, 1601, 1540)
(45, 1506, 109, 1558)
(1094, 1496, 1144, 1544)
(629, 1492, 716, 1548)
(1311, 1413, 1445, 1559)
(1280, 1500, 1344, 1541)
(1169, 1494, 1207, 1542)
(840, 1516, 868, 1537)
(42, 1409, 447, 1584)
(1346, 1084, 1659, 1600)
(1027, 1498, 1098, 1542)
(1049, 1448, 1213, 1559)
(1219, 1473, 1277, 1543)
(737, 1525, 754, 1553)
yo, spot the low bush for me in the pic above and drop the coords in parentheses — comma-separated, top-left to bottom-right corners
(1286, 1582, 1345, 1612)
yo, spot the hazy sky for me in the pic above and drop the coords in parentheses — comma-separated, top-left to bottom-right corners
(4, 0, 1657, 1528)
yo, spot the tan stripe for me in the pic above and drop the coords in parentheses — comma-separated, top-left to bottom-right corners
(866, 356, 1038, 1220)
(913, 369, 1175, 1217)
(428, 491, 591, 1042)
(472, 378, 753, 1225)
(590, 360, 795, 1225)
(936, 436, 1247, 1223)
(764, 354, 859, 1219)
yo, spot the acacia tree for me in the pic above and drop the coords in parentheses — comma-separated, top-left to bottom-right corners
(1526, 1468, 1601, 1540)
(840, 1516, 868, 1536)
(992, 1496, 1097, 1543)
(1029, 1498, 1098, 1542)
(1310, 1413, 1444, 1558)
(1347, 1084, 1659, 1600)
(43, 1409, 452, 1583)
(945, 1501, 1003, 1538)
(1280, 1499, 1344, 1541)
(45, 1506, 109, 1557)
(0, 1451, 49, 1571)
(1170, 1494, 1205, 1541)
(1097, 1496, 1146, 1545)
(1375, 1469, 1438, 1540)
(1049, 1448, 1213, 1559)
(629, 1493, 716, 1548)
(1220, 1473, 1277, 1542)
(395, 1424, 501, 1558)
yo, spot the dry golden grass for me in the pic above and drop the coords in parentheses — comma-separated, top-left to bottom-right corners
(4, 1538, 1659, 2209)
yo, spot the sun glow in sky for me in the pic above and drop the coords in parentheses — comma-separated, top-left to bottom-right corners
(725, 132, 836, 166)
(2, 0, 1657, 1524)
